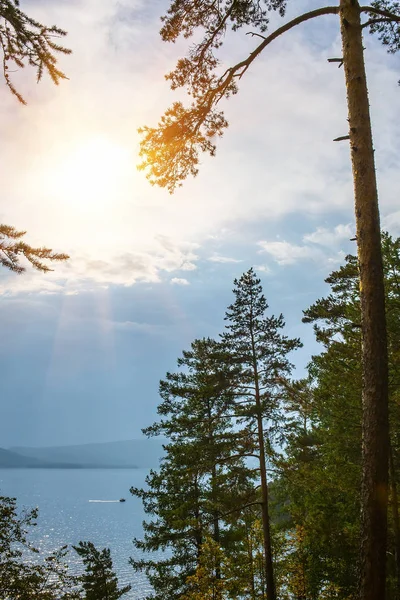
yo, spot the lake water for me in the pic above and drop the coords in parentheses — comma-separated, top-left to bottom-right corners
(0, 468, 155, 599)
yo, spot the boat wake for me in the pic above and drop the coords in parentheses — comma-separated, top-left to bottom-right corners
(88, 500, 120, 503)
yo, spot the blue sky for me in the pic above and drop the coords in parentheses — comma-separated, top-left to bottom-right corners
(0, 0, 399, 447)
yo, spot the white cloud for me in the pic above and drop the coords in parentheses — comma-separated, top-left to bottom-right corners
(303, 223, 354, 247)
(208, 254, 243, 264)
(0, 238, 198, 296)
(258, 240, 318, 266)
(254, 264, 272, 275)
(258, 223, 351, 268)
(170, 278, 190, 286)
(382, 212, 400, 236)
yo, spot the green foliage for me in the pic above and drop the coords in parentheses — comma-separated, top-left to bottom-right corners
(0, 0, 71, 104)
(0, 224, 69, 273)
(272, 249, 365, 598)
(270, 233, 400, 599)
(180, 537, 228, 600)
(73, 541, 131, 600)
(222, 268, 302, 434)
(180, 535, 257, 600)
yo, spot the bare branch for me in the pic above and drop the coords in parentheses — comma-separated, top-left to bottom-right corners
(246, 31, 268, 40)
(334, 135, 351, 141)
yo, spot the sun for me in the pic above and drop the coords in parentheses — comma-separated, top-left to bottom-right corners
(50, 136, 133, 214)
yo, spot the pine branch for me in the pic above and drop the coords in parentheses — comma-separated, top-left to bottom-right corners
(0, 224, 69, 273)
(361, 5, 400, 22)
(0, 0, 71, 104)
(362, 17, 394, 28)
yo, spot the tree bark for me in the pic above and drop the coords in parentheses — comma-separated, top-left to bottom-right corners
(255, 404, 275, 600)
(246, 520, 257, 600)
(389, 438, 400, 600)
(340, 2, 389, 599)
(211, 463, 222, 588)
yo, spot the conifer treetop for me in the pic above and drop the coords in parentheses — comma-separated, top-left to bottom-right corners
(73, 541, 131, 600)
(222, 268, 302, 374)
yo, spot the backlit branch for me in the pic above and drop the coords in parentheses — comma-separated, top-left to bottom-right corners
(139, 6, 339, 192)
(0, 0, 71, 104)
(0, 225, 69, 273)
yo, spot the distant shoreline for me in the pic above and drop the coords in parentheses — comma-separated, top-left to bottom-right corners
(0, 439, 164, 470)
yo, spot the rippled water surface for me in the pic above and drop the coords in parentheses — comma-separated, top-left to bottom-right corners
(0, 468, 154, 599)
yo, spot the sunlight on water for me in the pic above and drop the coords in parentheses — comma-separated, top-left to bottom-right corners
(0, 468, 158, 599)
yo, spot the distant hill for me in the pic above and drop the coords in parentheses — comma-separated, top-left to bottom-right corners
(8, 439, 165, 469)
(0, 447, 49, 468)
(0, 448, 82, 469)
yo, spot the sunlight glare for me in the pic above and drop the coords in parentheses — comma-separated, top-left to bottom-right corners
(52, 137, 132, 214)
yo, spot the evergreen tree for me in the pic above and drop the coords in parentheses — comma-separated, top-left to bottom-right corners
(221, 268, 302, 600)
(276, 372, 361, 598)
(73, 541, 131, 600)
(131, 444, 208, 599)
(273, 233, 400, 599)
(131, 337, 259, 600)
(138, 5, 400, 595)
(0, 494, 79, 600)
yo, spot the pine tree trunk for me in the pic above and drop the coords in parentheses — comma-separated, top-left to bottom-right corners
(211, 463, 221, 584)
(249, 315, 275, 600)
(251, 349, 275, 600)
(340, 2, 389, 599)
(246, 522, 256, 600)
(193, 476, 203, 561)
(256, 406, 275, 600)
(389, 439, 400, 600)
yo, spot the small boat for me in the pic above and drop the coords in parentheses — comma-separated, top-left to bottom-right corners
(119, 498, 126, 502)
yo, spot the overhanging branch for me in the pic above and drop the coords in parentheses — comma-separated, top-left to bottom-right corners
(139, 5, 341, 191)
(213, 6, 340, 101)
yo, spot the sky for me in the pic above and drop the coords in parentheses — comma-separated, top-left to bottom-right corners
(0, 0, 399, 447)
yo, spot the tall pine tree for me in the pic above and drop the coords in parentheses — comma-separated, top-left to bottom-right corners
(131, 337, 257, 600)
(221, 268, 302, 600)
